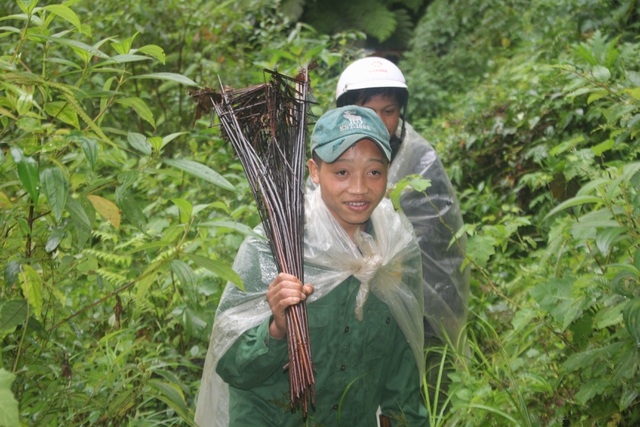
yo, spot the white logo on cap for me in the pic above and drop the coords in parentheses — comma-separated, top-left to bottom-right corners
(340, 110, 371, 131)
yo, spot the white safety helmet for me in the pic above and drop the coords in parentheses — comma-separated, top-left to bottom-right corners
(335, 57, 408, 102)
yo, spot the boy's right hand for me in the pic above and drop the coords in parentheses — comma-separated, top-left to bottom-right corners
(266, 273, 313, 339)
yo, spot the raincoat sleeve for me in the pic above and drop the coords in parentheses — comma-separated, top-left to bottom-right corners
(215, 319, 289, 388)
(194, 227, 281, 426)
(389, 122, 470, 347)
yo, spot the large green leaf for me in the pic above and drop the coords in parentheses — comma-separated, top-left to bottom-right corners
(163, 158, 234, 191)
(136, 44, 166, 63)
(118, 98, 156, 128)
(0, 299, 28, 338)
(183, 307, 208, 339)
(19, 264, 43, 320)
(388, 174, 430, 211)
(595, 226, 628, 255)
(126, 132, 153, 155)
(623, 297, 640, 345)
(3, 261, 20, 288)
(0, 369, 19, 427)
(147, 379, 191, 421)
(41, 4, 82, 30)
(544, 195, 603, 219)
(571, 208, 621, 238)
(40, 166, 69, 222)
(131, 72, 198, 87)
(619, 381, 638, 411)
(116, 170, 138, 194)
(573, 378, 608, 405)
(65, 197, 92, 249)
(76, 135, 99, 171)
(187, 254, 243, 290)
(10, 147, 39, 207)
(198, 219, 263, 239)
(110, 54, 153, 64)
(116, 191, 148, 233)
(591, 65, 611, 82)
(45, 227, 66, 253)
(44, 100, 80, 128)
(530, 276, 586, 331)
(170, 259, 196, 288)
(562, 342, 624, 373)
(593, 303, 624, 330)
(44, 37, 110, 60)
(464, 234, 496, 269)
(171, 198, 193, 224)
(161, 132, 188, 149)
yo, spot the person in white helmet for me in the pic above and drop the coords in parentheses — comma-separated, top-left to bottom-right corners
(335, 57, 470, 354)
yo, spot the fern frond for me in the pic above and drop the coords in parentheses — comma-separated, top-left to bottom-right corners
(394, 0, 424, 13)
(303, 0, 398, 42)
(84, 248, 132, 267)
(384, 9, 415, 47)
(150, 246, 178, 264)
(114, 233, 149, 251)
(92, 229, 118, 245)
(360, 4, 397, 42)
(95, 268, 128, 287)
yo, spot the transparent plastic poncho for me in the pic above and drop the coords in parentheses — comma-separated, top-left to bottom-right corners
(390, 121, 470, 348)
(194, 187, 424, 427)
(305, 121, 470, 348)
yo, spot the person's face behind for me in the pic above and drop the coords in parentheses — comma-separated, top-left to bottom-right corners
(308, 139, 388, 239)
(358, 94, 401, 137)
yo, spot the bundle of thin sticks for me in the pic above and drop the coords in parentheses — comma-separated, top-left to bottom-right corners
(189, 67, 315, 415)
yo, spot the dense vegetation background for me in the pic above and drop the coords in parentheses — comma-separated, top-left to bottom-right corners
(1, 0, 639, 425)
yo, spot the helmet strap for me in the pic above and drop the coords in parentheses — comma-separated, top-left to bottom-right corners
(390, 133, 402, 161)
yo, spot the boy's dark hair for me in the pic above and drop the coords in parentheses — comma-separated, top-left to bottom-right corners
(312, 150, 323, 166)
(336, 87, 408, 110)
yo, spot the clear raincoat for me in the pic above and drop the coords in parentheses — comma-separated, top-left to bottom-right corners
(390, 121, 469, 347)
(194, 187, 425, 427)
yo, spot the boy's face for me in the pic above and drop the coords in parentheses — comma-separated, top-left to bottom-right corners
(308, 139, 388, 239)
(357, 94, 401, 137)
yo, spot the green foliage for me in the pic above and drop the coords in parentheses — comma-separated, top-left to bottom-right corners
(292, 0, 429, 52)
(403, 0, 639, 119)
(0, 0, 366, 425)
(0, 369, 19, 427)
(3, 0, 639, 425)
(0, 0, 232, 421)
(407, 1, 640, 425)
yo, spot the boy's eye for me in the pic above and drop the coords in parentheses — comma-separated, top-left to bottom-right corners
(335, 170, 348, 176)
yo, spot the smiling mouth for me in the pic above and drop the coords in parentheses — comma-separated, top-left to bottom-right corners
(345, 201, 369, 209)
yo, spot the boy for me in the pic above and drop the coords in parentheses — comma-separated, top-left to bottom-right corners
(195, 106, 428, 426)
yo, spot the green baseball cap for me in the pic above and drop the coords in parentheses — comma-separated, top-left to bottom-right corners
(310, 105, 391, 163)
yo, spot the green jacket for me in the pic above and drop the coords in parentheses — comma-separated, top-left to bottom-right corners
(216, 275, 429, 427)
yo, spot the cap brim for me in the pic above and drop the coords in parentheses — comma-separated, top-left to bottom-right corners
(314, 134, 391, 163)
